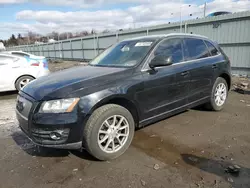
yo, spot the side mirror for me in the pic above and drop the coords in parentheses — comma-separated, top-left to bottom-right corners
(149, 55, 173, 69)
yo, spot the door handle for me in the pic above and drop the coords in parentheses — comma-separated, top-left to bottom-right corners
(212, 64, 218, 69)
(181, 71, 189, 76)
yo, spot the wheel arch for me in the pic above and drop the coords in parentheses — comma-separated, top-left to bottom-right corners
(15, 74, 35, 84)
(14, 75, 36, 89)
(219, 73, 231, 90)
(89, 96, 140, 128)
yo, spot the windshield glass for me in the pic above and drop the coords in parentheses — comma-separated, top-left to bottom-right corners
(89, 39, 156, 67)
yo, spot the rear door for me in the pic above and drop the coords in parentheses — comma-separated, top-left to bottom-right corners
(204, 40, 223, 79)
(182, 38, 214, 103)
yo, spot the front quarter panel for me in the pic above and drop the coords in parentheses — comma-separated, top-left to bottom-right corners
(76, 73, 144, 118)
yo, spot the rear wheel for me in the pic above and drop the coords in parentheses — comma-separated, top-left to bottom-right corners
(15, 76, 34, 91)
(205, 77, 228, 111)
(83, 104, 135, 161)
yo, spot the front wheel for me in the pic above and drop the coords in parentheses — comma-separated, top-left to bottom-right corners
(206, 77, 228, 111)
(83, 104, 135, 161)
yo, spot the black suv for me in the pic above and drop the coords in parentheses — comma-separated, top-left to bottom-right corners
(16, 34, 231, 160)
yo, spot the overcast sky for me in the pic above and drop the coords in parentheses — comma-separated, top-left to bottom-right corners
(0, 0, 250, 39)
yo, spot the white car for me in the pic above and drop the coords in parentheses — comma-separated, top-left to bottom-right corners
(0, 53, 50, 92)
(3, 51, 46, 63)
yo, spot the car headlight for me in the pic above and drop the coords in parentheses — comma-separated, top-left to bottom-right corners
(39, 98, 80, 113)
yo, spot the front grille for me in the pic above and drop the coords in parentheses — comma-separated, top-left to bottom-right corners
(16, 95, 33, 118)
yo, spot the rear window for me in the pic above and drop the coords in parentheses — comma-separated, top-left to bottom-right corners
(204, 41, 220, 56)
(183, 38, 210, 61)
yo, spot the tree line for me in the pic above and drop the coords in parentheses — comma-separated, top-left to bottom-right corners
(0, 29, 107, 47)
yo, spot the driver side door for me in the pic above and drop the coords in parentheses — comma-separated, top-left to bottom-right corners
(137, 37, 191, 122)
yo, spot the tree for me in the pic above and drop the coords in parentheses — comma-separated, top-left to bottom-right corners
(11, 34, 16, 40)
(59, 32, 68, 40)
(67, 32, 73, 39)
(80, 31, 89, 36)
(91, 29, 96, 35)
(18, 33, 22, 39)
(6, 34, 18, 46)
(51, 31, 59, 40)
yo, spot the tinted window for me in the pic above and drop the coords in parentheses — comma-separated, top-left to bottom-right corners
(205, 41, 219, 56)
(154, 38, 183, 64)
(184, 38, 210, 61)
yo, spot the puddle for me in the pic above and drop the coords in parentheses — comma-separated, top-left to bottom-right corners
(132, 130, 193, 166)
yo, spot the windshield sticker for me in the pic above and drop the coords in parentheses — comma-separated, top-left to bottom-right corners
(135, 42, 153, 47)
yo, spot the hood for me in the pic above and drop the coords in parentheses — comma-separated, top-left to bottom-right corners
(22, 65, 128, 100)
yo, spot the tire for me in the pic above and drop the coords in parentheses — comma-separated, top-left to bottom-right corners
(83, 104, 135, 161)
(15, 76, 35, 91)
(205, 77, 228, 111)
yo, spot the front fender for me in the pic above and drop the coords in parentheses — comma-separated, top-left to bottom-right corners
(78, 88, 135, 115)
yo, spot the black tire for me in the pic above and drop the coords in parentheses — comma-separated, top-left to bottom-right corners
(205, 77, 228, 111)
(83, 104, 135, 161)
(15, 76, 35, 91)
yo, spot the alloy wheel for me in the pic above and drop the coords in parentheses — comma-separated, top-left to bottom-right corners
(214, 83, 227, 106)
(97, 115, 129, 153)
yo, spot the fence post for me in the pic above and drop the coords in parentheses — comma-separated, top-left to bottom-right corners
(47, 43, 50, 58)
(61, 42, 64, 59)
(97, 35, 99, 54)
(81, 38, 84, 60)
(54, 42, 56, 59)
(59, 42, 62, 59)
(184, 23, 188, 33)
(70, 40, 73, 60)
(116, 32, 119, 42)
(42, 44, 44, 57)
(93, 34, 96, 56)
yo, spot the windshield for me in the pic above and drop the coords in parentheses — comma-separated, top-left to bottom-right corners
(89, 39, 156, 67)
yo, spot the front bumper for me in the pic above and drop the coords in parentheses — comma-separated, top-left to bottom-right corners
(16, 93, 86, 150)
(20, 125, 82, 150)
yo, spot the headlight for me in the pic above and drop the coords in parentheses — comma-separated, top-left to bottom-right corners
(39, 98, 80, 113)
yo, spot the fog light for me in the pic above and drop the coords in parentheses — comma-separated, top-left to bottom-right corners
(50, 132, 62, 140)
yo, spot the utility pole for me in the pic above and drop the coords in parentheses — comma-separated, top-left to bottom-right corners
(180, 0, 182, 33)
(204, 1, 207, 17)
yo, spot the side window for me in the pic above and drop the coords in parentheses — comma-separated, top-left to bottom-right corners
(154, 38, 183, 64)
(204, 41, 219, 56)
(184, 38, 210, 61)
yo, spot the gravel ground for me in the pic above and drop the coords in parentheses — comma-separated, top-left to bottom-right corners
(0, 61, 249, 188)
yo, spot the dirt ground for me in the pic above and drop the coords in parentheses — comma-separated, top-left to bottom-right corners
(0, 61, 250, 188)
